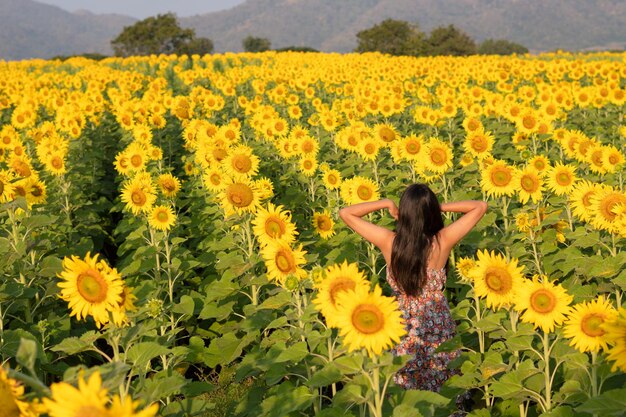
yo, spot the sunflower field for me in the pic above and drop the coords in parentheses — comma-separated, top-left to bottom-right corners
(1, 50, 626, 417)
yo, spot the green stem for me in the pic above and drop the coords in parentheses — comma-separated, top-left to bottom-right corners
(542, 330, 552, 412)
(529, 229, 544, 276)
(148, 226, 162, 281)
(590, 350, 598, 398)
(164, 232, 175, 332)
(369, 355, 383, 417)
(7, 369, 51, 397)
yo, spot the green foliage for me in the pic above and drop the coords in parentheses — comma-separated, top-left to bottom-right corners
(275, 46, 319, 53)
(354, 18, 426, 56)
(243, 36, 272, 53)
(111, 13, 212, 57)
(479, 39, 529, 55)
(426, 24, 477, 56)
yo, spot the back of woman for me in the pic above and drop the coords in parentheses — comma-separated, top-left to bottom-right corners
(339, 183, 487, 394)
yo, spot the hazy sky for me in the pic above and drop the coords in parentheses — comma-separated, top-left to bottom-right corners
(35, 0, 246, 19)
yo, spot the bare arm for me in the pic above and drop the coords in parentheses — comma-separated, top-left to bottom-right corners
(338, 199, 397, 257)
(439, 200, 488, 251)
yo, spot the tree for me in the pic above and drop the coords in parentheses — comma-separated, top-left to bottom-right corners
(478, 39, 528, 55)
(426, 25, 477, 56)
(355, 19, 426, 56)
(111, 13, 212, 57)
(243, 36, 271, 53)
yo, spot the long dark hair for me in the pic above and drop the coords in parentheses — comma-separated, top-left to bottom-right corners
(390, 184, 444, 296)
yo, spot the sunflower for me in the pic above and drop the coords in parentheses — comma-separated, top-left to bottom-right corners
(396, 134, 422, 162)
(252, 203, 297, 247)
(0, 170, 15, 203)
(219, 179, 259, 216)
(114, 153, 132, 176)
(603, 145, 624, 173)
(148, 205, 177, 231)
(471, 250, 525, 310)
(313, 261, 371, 327)
(0, 366, 35, 417)
(589, 187, 626, 233)
(57, 252, 124, 328)
(515, 212, 531, 232)
(120, 174, 157, 216)
(313, 211, 335, 239)
(563, 296, 617, 353)
(334, 285, 406, 356)
(455, 257, 476, 284)
(299, 156, 318, 177)
(516, 167, 543, 204)
(298, 135, 318, 155)
(372, 124, 398, 143)
(357, 138, 382, 161)
(343, 176, 380, 205)
(464, 129, 494, 159)
(221, 145, 259, 180)
(260, 241, 307, 283)
(423, 138, 453, 174)
(480, 160, 517, 198)
(44, 371, 158, 417)
(321, 168, 342, 190)
(157, 173, 181, 197)
(602, 307, 626, 372)
(111, 285, 138, 327)
(253, 177, 274, 200)
(514, 278, 572, 333)
(25, 177, 47, 206)
(569, 180, 603, 223)
(462, 116, 483, 133)
(528, 155, 550, 172)
(202, 167, 227, 192)
(125, 142, 148, 173)
(545, 162, 577, 196)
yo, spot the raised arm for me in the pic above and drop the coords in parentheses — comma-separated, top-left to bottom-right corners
(438, 200, 488, 251)
(338, 199, 397, 255)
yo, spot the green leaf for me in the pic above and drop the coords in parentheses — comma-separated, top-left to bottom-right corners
(16, 338, 37, 371)
(334, 354, 364, 374)
(51, 337, 94, 355)
(204, 332, 256, 367)
(576, 388, 626, 416)
(309, 362, 343, 388)
(172, 295, 195, 316)
(261, 383, 314, 417)
(198, 301, 235, 320)
(539, 406, 574, 417)
(125, 342, 170, 371)
(140, 370, 187, 403)
(257, 290, 292, 310)
(39, 256, 63, 277)
(274, 341, 308, 363)
(161, 399, 214, 417)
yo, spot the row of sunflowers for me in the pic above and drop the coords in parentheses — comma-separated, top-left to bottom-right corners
(1, 50, 626, 416)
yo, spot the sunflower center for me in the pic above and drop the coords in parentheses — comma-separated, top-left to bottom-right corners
(351, 304, 385, 334)
(76, 269, 108, 303)
(530, 289, 556, 314)
(275, 250, 294, 273)
(406, 141, 420, 154)
(468, 120, 480, 131)
(316, 215, 332, 231)
(232, 155, 252, 173)
(484, 268, 512, 294)
(328, 278, 356, 306)
(471, 135, 488, 152)
(30, 185, 43, 197)
(609, 154, 620, 164)
(265, 217, 285, 237)
(556, 172, 572, 186)
(533, 159, 546, 170)
(302, 141, 314, 153)
(130, 154, 142, 168)
(491, 167, 512, 187)
(227, 183, 253, 207)
(364, 143, 376, 154)
(156, 210, 169, 223)
(303, 160, 313, 169)
(521, 175, 539, 192)
(599, 194, 626, 221)
(209, 173, 221, 186)
(212, 148, 227, 162)
(0, 182, 4, 195)
(430, 149, 447, 165)
(51, 156, 63, 169)
(357, 185, 373, 200)
(580, 313, 606, 337)
(162, 180, 176, 192)
(131, 190, 146, 205)
(327, 174, 338, 185)
(582, 191, 595, 207)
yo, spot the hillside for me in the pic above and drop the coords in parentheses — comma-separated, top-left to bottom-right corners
(0, 0, 625, 60)
(182, 0, 626, 53)
(0, 0, 135, 60)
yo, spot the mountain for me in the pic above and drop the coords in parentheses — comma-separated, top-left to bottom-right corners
(0, 0, 135, 60)
(181, 0, 626, 53)
(0, 0, 624, 60)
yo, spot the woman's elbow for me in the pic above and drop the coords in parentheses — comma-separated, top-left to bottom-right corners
(480, 201, 488, 214)
(338, 208, 348, 222)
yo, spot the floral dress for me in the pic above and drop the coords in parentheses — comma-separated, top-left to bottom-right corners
(387, 266, 461, 391)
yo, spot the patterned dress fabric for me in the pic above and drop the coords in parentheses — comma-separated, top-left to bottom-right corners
(387, 266, 461, 391)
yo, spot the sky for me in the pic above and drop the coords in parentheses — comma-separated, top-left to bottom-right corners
(34, 0, 247, 19)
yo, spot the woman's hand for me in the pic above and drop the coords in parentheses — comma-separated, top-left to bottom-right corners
(386, 199, 399, 220)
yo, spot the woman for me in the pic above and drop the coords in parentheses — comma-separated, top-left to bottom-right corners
(339, 183, 487, 391)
